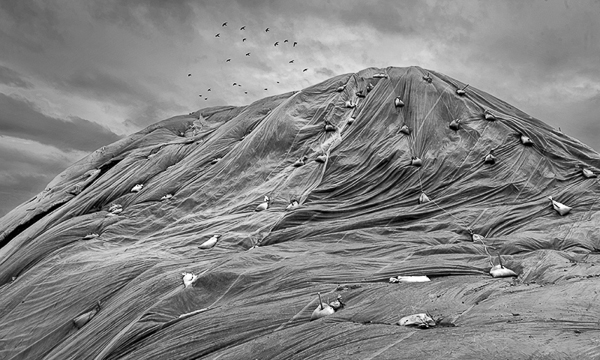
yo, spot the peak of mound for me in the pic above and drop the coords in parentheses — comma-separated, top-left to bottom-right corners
(1, 66, 600, 359)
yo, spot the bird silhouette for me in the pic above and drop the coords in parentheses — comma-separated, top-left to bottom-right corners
(207, 88, 211, 91)
(199, 94, 202, 97)
(246, 52, 250, 56)
(274, 41, 279, 46)
(238, 84, 241, 87)
(233, 82, 237, 86)
(215, 33, 220, 37)
(242, 38, 247, 42)
(265, 28, 270, 32)
(204, 98, 208, 100)
(293, 41, 297, 47)
(222, 22, 227, 27)
(226, 58, 231, 62)
(284, 39, 288, 43)
(303, 68, 308, 72)
(277, 81, 280, 83)
(188, 73, 191, 76)
(289, 60, 294, 63)
(240, 26, 245, 30)
(244, 91, 248, 94)
(264, 88, 268, 90)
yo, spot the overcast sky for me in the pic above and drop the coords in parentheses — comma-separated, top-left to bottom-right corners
(1, 0, 599, 217)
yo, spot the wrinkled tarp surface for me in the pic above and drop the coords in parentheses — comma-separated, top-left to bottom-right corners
(1, 66, 600, 359)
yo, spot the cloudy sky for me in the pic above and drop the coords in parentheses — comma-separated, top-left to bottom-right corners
(1, 0, 599, 217)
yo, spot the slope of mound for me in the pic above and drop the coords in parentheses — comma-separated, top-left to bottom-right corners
(1, 66, 600, 359)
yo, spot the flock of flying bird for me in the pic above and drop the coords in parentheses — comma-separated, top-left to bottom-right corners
(191, 22, 308, 102)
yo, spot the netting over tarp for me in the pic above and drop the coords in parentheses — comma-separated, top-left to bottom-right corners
(1, 66, 600, 360)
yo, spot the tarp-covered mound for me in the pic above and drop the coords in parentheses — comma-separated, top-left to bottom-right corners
(1, 66, 600, 359)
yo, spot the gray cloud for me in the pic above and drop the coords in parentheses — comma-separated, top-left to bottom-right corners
(0, 172, 49, 218)
(59, 68, 149, 106)
(0, 136, 83, 217)
(463, 1, 600, 81)
(0, 0, 599, 149)
(231, 0, 469, 39)
(532, 92, 600, 151)
(1, 1, 192, 132)
(0, 0, 64, 51)
(124, 102, 189, 128)
(0, 142, 73, 175)
(0, 93, 122, 152)
(314, 67, 336, 78)
(0, 65, 33, 88)
(227, 0, 600, 98)
(0, 151, 68, 194)
(51, 68, 189, 128)
(86, 0, 197, 37)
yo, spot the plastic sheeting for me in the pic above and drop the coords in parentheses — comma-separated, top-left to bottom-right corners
(1, 66, 600, 359)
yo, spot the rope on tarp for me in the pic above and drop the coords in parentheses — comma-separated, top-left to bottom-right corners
(475, 236, 494, 267)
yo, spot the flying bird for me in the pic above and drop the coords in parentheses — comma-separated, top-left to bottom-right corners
(226, 58, 231, 62)
(204, 98, 208, 100)
(303, 68, 308, 72)
(215, 33, 220, 37)
(207, 88, 211, 91)
(264, 88, 268, 90)
(284, 39, 288, 43)
(274, 41, 279, 46)
(233, 82, 237, 86)
(289, 60, 294, 63)
(265, 28, 270, 32)
(242, 38, 247, 42)
(188, 73, 191, 76)
(244, 91, 248, 94)
(293, 41, 297, 47)
(240, 26, 245, 30)
(222, 22, 227, 26)
(246, 52, 250, 56)
(199, 94, 202, 97)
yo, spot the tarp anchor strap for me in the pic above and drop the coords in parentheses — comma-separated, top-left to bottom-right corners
(560, 197, 600, 244)
(475, 237, 494, 267)
(263, 97, 337, 197)
(512, 157, 545, 202)
(363, 331, 417, 360)
(445, 122, 491, 184)
(208, 269, 249, 308)
(414, 83, 452, 155)
(373, 252, 414, 274)
(416, 170, 469, 230)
